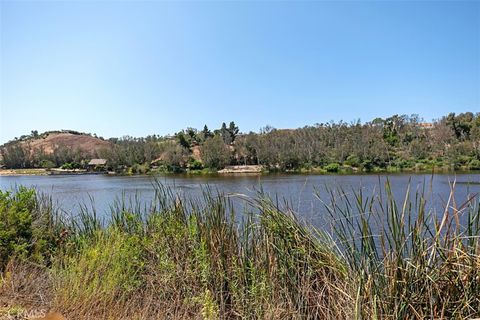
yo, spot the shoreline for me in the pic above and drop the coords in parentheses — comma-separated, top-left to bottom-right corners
(1, 167, 479, 177)
(0, 168, 49, 176)
(0, 168, 105, 177)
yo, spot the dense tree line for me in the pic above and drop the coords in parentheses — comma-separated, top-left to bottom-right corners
(1, 113, 480, 172)
(0, 143, 90, 169)
(232, 113, 480, 172)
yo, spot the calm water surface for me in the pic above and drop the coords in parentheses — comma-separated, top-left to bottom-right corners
(1, 173, 479, 227)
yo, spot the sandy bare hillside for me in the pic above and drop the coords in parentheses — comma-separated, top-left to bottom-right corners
(7, 132, 112, 156)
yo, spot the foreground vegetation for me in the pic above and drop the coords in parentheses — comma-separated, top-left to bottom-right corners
(1, 112, 480, 174)
(0, 181, 479, 319)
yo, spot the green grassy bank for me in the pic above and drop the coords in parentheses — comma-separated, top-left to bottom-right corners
(0, 182, 479, 319)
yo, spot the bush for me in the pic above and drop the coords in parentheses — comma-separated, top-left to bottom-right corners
(344, 155, 360, 167)
(60, 162, 81, 170)
(39, 160, 56, 169)
(391, 158, 414, 169)
(188, 159, 204, 170)
(361, 160, 374, 172)
(324, 163, 339, 172)
(166, 165, 184, 173)
(131, 163, 149, 174)
(0, 187, 60, 270)
(61, 163, 73, 170)
(469, 159, 480, 170)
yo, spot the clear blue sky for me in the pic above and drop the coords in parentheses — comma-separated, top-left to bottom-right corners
(1, 1, 479, 143)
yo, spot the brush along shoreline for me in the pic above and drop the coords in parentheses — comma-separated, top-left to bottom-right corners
(2, 165, 480, 177)
(0, 181, 479, 319)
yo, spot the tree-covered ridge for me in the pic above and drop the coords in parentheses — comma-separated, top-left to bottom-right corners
(1, 113, 480, 173)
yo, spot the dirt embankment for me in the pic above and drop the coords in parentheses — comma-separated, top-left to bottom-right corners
(22, 132, 111, 156)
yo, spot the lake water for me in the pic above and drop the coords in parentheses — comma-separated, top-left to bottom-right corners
(1, 173, 479, 228)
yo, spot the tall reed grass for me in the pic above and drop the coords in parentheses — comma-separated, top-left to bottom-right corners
(0, 180, 479, 319)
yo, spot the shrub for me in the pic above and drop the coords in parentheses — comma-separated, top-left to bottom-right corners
(60, 162, 81, 170)
(361, 159, 374, 172)
(188, 159, 203, 170)
(0, 187, 60, 270)
(324, 163, 339, 172)
(39, 160, 56, 169)
(61, 163, 73, 170)
(131, 163, 149, 174)
(344, 155, 360, 167)
(469, 159, 480, 170)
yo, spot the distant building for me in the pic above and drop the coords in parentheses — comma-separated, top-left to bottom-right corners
(87, 159, 107, 171)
